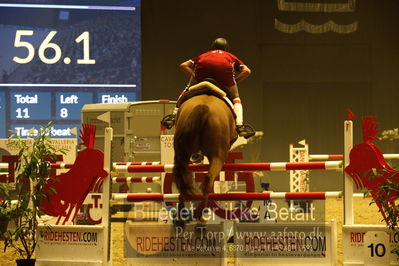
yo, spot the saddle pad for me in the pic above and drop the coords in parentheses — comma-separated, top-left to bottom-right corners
(176, 82, 235, 117)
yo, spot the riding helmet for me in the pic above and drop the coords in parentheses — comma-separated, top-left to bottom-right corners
(211, 38, 229, 51)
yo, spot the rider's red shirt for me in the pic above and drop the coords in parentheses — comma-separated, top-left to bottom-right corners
(190, 50, 246, 88)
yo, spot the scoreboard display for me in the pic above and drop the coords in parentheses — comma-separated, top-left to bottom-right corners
(0, 0, 141, 138)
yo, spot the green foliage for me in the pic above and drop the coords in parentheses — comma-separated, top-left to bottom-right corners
(366, 167, 399, 260)
(380, 128, 399, 141)
(2, 122, 66, 260)
(0, 183, 17, 220)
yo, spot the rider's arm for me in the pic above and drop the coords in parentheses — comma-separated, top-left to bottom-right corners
(180, 60, 195, 78)
(235, 65, 251, 84)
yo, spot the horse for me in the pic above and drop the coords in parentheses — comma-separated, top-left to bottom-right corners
(172, 81, 238, 227)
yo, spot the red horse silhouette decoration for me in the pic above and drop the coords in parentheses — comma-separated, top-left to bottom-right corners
(345, 116, 399, 224)
(39, 124, 108, 224)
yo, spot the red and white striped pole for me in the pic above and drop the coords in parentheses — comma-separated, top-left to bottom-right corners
(2, 162, 161, 170)
(1, 163, 75, 169)
(112, 161, 160, 166)
(113, 161, 342, 173)
(112, 191, 342, 202)
(112, 176, 161, 183)
(309, 154, 343, 160)
(50, 163, 74, 169)
(309, 154, 399, 160)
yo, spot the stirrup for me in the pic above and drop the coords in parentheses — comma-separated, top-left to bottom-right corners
(236, 124, 255, 139)
(190, 153, 204, 163)
(160, 114, 176, 129)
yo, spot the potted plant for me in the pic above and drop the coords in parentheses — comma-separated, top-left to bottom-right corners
(0, 183, 16, 237)
(2, 122, 66, 266)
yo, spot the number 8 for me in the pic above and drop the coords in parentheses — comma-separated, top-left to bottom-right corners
(60, 108, 68, 118)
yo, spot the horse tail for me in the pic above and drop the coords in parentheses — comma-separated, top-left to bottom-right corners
(173, 105, 209, 195)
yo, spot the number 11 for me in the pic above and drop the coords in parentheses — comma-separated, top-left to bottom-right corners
(16, 108, 30, 118)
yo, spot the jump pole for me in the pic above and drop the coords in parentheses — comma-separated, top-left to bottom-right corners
(309, 154, 343, 160)
(112, 161, 160, 166)
(113, 161, 342, 173)
(343, 119, 354, 225)
(0, 162, 75, 170)
(309, 153, 399, 160)
(112, 191, 343, 202)
(102, 126, 113, 265)
(1, 162, 161, 170)
(112, 176, 161, 183)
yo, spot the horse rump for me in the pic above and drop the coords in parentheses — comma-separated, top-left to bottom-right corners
(173, 104, 209, 195)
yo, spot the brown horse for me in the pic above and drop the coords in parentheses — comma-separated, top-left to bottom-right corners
(173, 88, 238, 226)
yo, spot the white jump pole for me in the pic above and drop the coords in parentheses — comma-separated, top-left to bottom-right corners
(344, 119, 354, 225)
(102, 126, 113, 265)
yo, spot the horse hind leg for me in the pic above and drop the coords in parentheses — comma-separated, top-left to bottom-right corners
(196, 156, 225, 229)
(201, 156, 225, 195)
(173, 148, 196, 196)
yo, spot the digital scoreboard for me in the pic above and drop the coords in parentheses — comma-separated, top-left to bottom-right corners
(0, 0, 141, 138)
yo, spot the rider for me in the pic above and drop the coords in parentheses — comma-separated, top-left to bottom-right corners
(161, 37, 255, 138)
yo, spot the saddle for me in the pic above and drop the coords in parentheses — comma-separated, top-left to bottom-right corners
(176, 81, 236, 117)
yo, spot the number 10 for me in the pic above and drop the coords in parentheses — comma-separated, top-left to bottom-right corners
(368, 243, 386, 257)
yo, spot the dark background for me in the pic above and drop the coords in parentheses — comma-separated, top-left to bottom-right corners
(141, 0, 399, 192)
